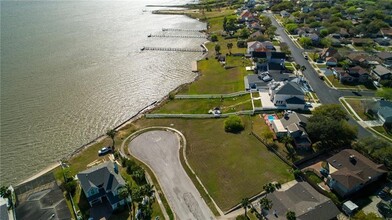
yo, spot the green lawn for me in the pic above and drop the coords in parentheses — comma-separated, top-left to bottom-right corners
(345, 99, 376, 121)
(305, 171, 323, 184)
(154, 94, 252, 114)
(179, 57, 251, 94)
(373, 126, 392, 139)
(326, 75, 376, 90)
(132, 117, 293, 211)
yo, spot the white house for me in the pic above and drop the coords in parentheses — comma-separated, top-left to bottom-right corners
(268, 81, 305, 110)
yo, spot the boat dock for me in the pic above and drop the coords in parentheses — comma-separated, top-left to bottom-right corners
(162, 28, 206, 32)
(148, 34, 205, 38)
(192, 61, 198, 72)
(141, 46, 206, 53)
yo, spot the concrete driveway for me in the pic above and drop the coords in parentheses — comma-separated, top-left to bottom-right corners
(128, 130, 215, 220)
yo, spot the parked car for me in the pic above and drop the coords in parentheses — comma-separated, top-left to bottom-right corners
(304, 55, 309, 60)
(98, 147, 112, 156)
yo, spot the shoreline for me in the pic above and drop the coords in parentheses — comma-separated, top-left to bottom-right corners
(16, 44, 209, 187)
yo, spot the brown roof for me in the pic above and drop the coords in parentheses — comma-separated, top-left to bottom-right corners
(327, 149, 387, 190)
(349, 66, 368, 75)
(381, 28, 392, 36)
(377, 52, 392, 60)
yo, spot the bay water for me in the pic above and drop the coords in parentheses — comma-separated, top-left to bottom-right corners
(0, 0, 206, 185)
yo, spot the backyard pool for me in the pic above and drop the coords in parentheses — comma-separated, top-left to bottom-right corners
(267, 114, 278, 123)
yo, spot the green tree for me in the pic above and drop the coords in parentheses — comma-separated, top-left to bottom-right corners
(285, 24, 298, 34)
(118, 184, 131, 212)
(266, 26, 277, 38)
(239, 28, 250, 39)
(64, 180, 77, 196)
(260, 197, 273, 213)
(307, 104, 357, 149)
(286, 211, 296, 220)
(376, 88, 392, 100)
(215, 44, 221, 54)
(319, 29, 329, 38)
(227, 42, 233, 54)
(224, 115, 244, 133)
(211, 34, 218, 42)
(226, 18, 237, 32)
(320, 37, 332, 48)
(106, 129, 117, 148)
(259, 15, 272, 27)
(299, 37, 312, 48)
(240, 198, 251, 219)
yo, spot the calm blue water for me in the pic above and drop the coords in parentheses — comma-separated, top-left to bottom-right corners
(0, 0, 205, 185)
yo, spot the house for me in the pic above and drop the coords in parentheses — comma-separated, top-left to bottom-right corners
(269, 81, 306, 110)
(249, 31, 264, 40)
(338, 28, 350, 38)
(347, 66, 370, 82)
(333, 66, 370, 83)
(301, 6, 313, 13)
(239, 10, 255, 22)
(249, 22, 264, 31)
(306, 33, 320, 44)
(325, 57, 337, 67)
(0, 197, 9, 220)
(372, 65, 392, 81)
(351, 38, 372, 46)
(271, 111, 311, 149)
(265, 182, 340, 220)
(326, 149, 387, 197)
(377, 52, 392, 67)
(319, 47, 341, 61)
(244, 71, 294, 91)
(346, 52, 380, 67)
(77, 162, 127, 210)
(380, 28, 392, 38)
(252, 51, 286, 69)
(368, 100, 392, 130)
(280, 10, 290, 18)
(374, 38, 391, 46)
(247, 41, 276, 54)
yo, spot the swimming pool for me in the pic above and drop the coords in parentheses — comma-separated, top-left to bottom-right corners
(268, 115, 277, 122)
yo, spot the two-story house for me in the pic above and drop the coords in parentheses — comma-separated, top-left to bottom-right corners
(326, 149, 387, 197)
(372, 65, 392, 82)
(269, 81, 306, 110)
(77, 162, 127, 210)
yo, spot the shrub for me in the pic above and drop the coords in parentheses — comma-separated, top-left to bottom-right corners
(211, 34, 218, 42)
(224, 115, 244, 133)
(237, 40, 246, 48)
(64, 180, 77, 196)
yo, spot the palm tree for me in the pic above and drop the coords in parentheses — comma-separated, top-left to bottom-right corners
(106, 129, 117, 149)
(259, 197, 273, 217)
(241, 197, 251, 219)
(118, 184, 131, 213)
(227, 42, 233, 55)
(281, 136, 293, 148)
(141, 183, 155, 201)
(263, 183, 277, 194)
(286, 211, 296, 220)
(215, 44, 221, 55)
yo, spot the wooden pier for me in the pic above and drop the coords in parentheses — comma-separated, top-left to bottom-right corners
(148, 34, 205, 38)
(141, 46, 206, 53)
(162, 28, 206, 32)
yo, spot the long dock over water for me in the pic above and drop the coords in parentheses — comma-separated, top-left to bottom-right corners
(141, 46, 206, 52)
(148, 34, 205, 38)
(162, 28, 206, 32)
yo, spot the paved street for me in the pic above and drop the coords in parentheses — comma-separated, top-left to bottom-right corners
(128, 130, 215, 220)
(266, 12, 374, 137)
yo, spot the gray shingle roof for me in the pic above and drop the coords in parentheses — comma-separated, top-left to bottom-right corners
(77, 162, 125, 204)
(276, 82, 304, 96)
(266, 182, 340, 220)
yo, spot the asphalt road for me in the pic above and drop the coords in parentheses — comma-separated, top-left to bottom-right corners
(128, 130, 216, 220)
(266, 13, 374, 137)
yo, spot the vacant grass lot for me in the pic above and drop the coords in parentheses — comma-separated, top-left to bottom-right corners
(154, 94, 252, 114)
(132, 117, 293, 211)
(345, 99, 374, 121)
(180, 57, 251, 94)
